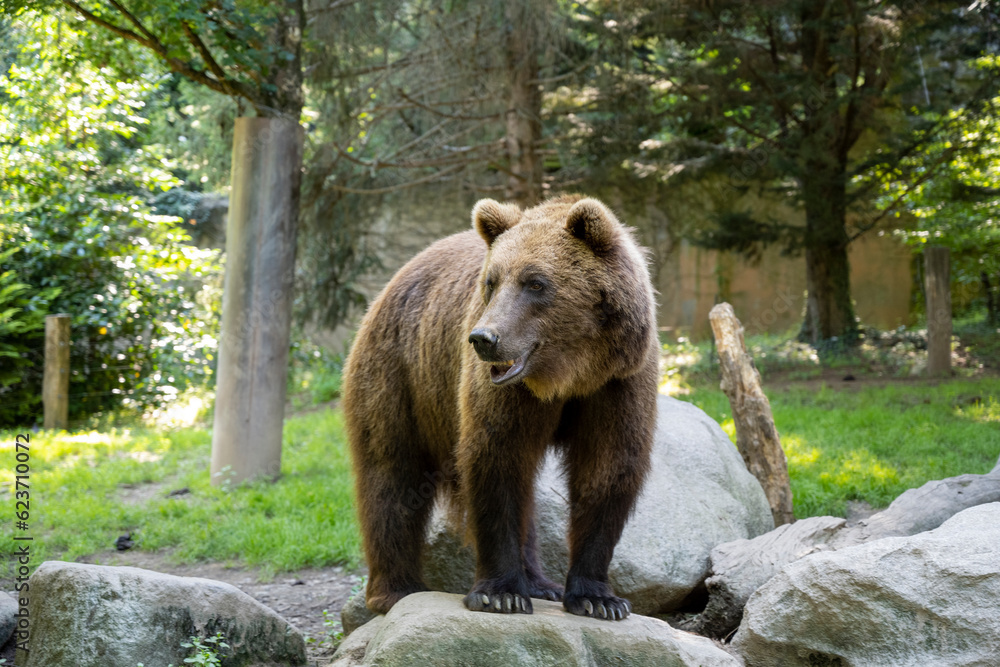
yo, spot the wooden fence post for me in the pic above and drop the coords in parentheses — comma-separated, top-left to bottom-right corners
(925, 246, 952, 377)
(709, 303, 794, 526)
(43, 314, 71, 430)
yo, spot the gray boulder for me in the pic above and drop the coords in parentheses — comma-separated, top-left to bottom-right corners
(733, 503, 1000, 667)
(419, 395, 773, 616)
(0, 592, 17, 648)
(685, 465, 1000, 639)
(340, 590, 376, 636)
(331, 591, 740, 667)
(21, 561, 306, 667)
(679, 515, 846, 638)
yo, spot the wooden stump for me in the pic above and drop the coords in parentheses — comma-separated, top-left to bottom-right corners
(43, 314, 71, 430)
(709, 303, 794, 526)
(925, 246, 952, 377)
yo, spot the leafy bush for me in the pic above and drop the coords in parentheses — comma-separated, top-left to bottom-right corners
(0, 13, 222, 427)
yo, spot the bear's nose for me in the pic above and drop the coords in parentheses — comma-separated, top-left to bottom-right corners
(468, 328, 499, 357)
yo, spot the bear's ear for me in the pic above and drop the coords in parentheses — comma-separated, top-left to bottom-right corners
(566, 198, 617, 255)
(472, 199, 521, 246)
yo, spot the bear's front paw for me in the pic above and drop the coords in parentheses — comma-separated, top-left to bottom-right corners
(463, 579, 533, 614)
(564, 592, 631, 620)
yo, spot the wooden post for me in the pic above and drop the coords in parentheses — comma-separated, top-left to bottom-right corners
(925, 246, 952, 377)
(43, 314, 71, 430)
(211, 117, 303, 485)
(709, 303, 794, 526)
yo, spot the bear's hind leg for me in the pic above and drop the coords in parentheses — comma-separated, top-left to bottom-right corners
(355, 453, 437, 614)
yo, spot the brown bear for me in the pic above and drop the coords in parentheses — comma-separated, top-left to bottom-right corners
(342, 195, 659, 620)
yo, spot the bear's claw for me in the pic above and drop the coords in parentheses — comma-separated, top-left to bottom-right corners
(463, 590, 532, 614)
(565, 594, 631, 621)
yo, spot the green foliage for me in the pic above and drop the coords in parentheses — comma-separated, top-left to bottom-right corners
(181, 633, 229, 667)
(136, 632, 229, 667)
(287, 339, 345, 408)
(0, 13, 222, 426)
(883, 55, 1000, 321)
(0, 247, 60, 412)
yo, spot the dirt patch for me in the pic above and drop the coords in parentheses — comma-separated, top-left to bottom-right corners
(78, 549, 366, 665)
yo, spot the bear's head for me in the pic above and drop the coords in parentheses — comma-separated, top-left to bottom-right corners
(468, 196, 656, 401)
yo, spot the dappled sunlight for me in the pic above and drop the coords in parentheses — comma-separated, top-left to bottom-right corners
(821, 449, 900, 490)
(954, 397, 1000, 423)
(720, 418, 737, 443)
(145, 393, 209, 429)
(782, 434, 822, 468)
(658, 371, 692, 397)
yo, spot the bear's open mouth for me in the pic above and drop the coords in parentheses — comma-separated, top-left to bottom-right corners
(490, 352, 530, 385)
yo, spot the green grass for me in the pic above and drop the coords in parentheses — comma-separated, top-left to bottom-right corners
(679, 379, 1000, 518)
(0, 408, 360, 579)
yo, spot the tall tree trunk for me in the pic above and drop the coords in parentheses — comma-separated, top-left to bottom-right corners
(211, 0, 305, 484)
(983, 271, 998, 326)
(798, 156, 858, 344)
(503, 2, 543, 207)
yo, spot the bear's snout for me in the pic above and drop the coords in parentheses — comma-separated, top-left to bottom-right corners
(468, 327, 500, 360)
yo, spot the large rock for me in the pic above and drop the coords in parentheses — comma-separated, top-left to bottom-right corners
(331, 592, 740, 667)
(0, 592, 16, 648)
(419, 394, 773, 616)
(680, 515, 846, 638)
(733, 503, 1000, 666)
(685, 466, 1000, 638)
(21, 561, 307, 667)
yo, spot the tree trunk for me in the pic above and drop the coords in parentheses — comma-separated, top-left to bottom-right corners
(983, 271, 998, 326)
(799, 166, 858, 344)
(503, 2, 543, 207)
(211, 118, 303, 485)
(925, 246, 952, 377)
(211, 0, 304, 485)
(709, 303, 795, 527)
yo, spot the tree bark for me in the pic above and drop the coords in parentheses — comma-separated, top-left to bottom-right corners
(925, 246, 952, 377)
(503, 2, 543, 207)
(211, 118, 303, 484)
(798, 155, 858, 344)
(983, 271, 997, 326)
(709, 303, 795, 527)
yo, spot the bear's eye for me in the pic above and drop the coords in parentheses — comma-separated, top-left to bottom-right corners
(528, 281, 544, 291)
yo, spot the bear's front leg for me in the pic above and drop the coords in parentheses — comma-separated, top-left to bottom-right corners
(562, 376, 656, 621)
(457, 401, 553, 615)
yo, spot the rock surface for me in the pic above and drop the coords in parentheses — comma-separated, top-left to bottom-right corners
(340, 590, 376, 636)
(0, 592, 16, 648)
(331, 592, 740, 667)
(687, 466, 1000, 638)
(21, 561, 307, 667)
(733, 503, 1000, 667)
(680, 515, 846, 637)
(417, 395, 773, 617)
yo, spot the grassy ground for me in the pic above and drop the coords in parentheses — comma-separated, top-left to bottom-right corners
(0, 408, 360, 578)
(2, 316, 998, 577)
(677, 380, 999, 518)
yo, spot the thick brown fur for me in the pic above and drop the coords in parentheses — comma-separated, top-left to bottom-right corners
(342, 195, 659, 620)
